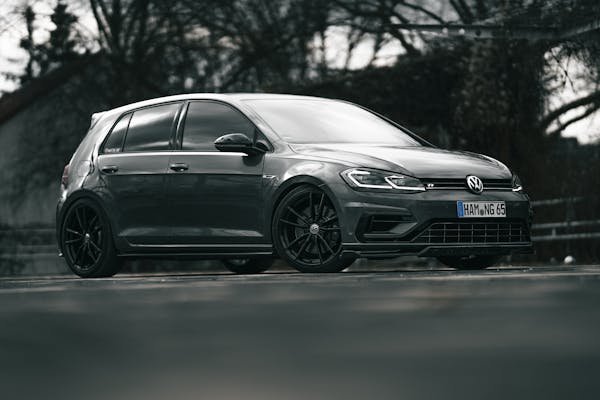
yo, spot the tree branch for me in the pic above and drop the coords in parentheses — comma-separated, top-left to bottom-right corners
(89, 0, 113, 51)
(398, 1, 445, 24)
(546, 104, 600, 137)
(449, 0, 474, 23)
(539, 90, 600, 131)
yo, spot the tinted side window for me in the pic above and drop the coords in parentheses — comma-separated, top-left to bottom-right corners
(123, 103, 180, 152)
(182, 102, 255, 151)
(101, 113, 131, 154)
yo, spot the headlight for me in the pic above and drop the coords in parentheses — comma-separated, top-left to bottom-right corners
(512, 174, 523, 192)
(341, 168, 425, 192)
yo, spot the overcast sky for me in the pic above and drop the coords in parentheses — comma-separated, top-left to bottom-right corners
(0, 0, 598, 143)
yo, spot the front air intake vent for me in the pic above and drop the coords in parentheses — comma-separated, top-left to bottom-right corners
(414, 221, 530, 244)
(367, 215, 411, 233)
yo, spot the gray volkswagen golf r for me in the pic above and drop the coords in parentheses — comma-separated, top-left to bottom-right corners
(56, 93, 532, 277)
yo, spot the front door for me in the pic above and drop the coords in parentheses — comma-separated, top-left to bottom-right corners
(167, 101, 266, 245)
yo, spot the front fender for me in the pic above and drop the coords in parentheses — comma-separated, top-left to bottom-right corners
(263, 157, 348, 242)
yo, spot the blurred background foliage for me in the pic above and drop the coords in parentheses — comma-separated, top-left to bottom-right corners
(1, 0, 600, 266)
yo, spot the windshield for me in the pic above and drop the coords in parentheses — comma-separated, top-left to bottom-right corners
(244, 99, 422, 146)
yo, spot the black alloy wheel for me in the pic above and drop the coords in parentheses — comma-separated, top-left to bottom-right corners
(437, 255, 501, 270)
(273, 185, 354, 273)
(61, 199, 121, 278)
(222, 258, 274, 274)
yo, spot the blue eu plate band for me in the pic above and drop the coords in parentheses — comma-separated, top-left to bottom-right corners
(457, 201, 464, 217)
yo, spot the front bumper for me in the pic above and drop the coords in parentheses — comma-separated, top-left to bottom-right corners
(330, 183, 533, 259)
(341, 242, 533, 259)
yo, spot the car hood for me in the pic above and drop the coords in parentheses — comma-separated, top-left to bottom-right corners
(290, 143, 511, 179)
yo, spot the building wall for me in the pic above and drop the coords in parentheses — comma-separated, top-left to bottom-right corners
(0, 66, 108, 228)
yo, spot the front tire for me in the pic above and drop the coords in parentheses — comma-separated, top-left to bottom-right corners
(222, 258, 274, 274)
(437, 255, 501, 270)
(273, 185, 351, 273)
(60, 199, 122, 278)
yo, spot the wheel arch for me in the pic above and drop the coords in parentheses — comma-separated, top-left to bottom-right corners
(57, 189, 117, 254)
(268, 175, 344, 242)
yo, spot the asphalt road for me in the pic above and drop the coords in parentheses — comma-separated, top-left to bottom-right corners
(1, 264, 600, 400)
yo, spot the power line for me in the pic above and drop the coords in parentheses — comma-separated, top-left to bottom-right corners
(391, 20, 600, 41)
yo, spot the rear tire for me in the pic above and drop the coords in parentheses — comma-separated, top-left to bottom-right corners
(437, 255, 501, 270)
(222, 258, 274, 274)
(273, 185, 350, 273)
(60, 199, 122, 278)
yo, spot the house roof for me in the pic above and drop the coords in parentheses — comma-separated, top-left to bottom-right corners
(0, 56, 93, 126)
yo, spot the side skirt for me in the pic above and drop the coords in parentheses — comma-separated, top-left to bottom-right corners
(118, 244, 275, 259)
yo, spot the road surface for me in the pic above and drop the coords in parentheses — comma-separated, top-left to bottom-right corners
(1, 264, 600, 399)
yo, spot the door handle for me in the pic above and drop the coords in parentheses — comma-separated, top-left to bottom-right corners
(169, 163, 189, 172)
(101, 165, 119, 174)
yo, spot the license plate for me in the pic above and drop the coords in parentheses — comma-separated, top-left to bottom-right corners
(457, 201, 506, 218)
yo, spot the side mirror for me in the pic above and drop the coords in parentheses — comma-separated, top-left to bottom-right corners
(214, 133, 266, 156)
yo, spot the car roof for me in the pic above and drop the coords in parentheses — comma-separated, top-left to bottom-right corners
(100, 93, 332, 118)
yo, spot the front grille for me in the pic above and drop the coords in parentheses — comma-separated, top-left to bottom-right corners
(414, 221, 529, 244)
(422, 178, 512, 190)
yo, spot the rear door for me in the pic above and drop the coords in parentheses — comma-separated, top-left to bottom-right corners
(166, 100, 266, 245)
(97, 102, 182, 245)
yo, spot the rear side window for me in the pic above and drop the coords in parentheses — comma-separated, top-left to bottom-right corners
(101, 113, 131, 154)
(182, 101, 255, 151)
(123, 103, 180, 152)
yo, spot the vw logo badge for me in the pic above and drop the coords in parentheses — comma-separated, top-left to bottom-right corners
(466, 175, 484, 194)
